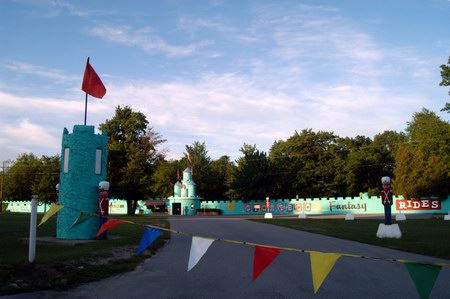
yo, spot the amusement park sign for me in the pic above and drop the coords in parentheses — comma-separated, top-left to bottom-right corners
(395, 198, 441, 210)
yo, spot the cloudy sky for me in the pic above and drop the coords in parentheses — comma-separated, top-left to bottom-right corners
(1, 0, 449, 163)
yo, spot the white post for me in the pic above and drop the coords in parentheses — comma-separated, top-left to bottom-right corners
(28, 195, 38, 263)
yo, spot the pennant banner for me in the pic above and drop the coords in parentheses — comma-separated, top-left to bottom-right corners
(188, 237, 215, 272)
(405, 263, 442, 299)
(135, 228, 163, 256)
(38, 204, 64, 227)
(96, 219, 125, 238)
(69, 211, 94, 230)
(310, 252, 341, 294)
(253, 246, 282, 281)
(33, 202, 450, 297)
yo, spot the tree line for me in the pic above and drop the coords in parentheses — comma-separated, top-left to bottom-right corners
(2, 107, 448, 207)
(2, 57, 449, 213)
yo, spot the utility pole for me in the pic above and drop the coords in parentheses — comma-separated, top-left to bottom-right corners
(1, 160, 12, 211)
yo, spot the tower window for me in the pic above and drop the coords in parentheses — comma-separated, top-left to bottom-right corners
(95, 149, 102, 174)
(63, 148, 70, 173)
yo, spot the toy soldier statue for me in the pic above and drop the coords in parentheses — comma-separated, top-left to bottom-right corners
(381, 176, 393, 225)
(97, 181, 110, 240)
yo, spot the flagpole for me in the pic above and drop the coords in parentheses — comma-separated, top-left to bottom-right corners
(84, 92, 88, 126)
(84, 57, 90, 126)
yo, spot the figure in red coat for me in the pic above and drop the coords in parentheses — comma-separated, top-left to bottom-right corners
(381, 176, 393, 225)
(97, 181, 110, 240)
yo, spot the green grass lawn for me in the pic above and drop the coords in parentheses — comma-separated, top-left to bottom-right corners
(251, 218, 450, 260)
(0, 213, 170, 295)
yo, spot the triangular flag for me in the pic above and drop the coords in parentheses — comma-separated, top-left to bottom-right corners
(252, 246, 282, 281)
(135, 228, 163, 256)
(82, 60, 106, 98)
(187, 237, 215, 271)
(96, 219, 125, 238)
(405, 263, 442, 299)
(38, 204, 64, 227)
(69, 211, 94, 230)
(310, 252, 341, 294)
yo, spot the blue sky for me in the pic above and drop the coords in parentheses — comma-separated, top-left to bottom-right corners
(1, 0, 449, 163)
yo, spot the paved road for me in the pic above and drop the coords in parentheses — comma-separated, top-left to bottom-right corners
(4, 217, 450, 298)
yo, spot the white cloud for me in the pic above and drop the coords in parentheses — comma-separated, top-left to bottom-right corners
(1, 1, 448, 164)
(0, 119, 60, 160)
(25, 0, 117, 17)
(87, 24, 212, 57)
(3, 61, 79, 83)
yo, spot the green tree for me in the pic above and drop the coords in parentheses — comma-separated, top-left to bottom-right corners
(394, 146, 448, 199)
(31, 155, 60, 203)
(99, 106, 166, 214)
(228, 144, 271, 201)
(372, 130, 406, 174)
(405, 109, 450, 159)
(151, 159, 181, 199)
(340, 132, 405, 197)
(294, 130, 348, 197)
(338, 136, 370, 195)
(184, 142, 212, 198)
(394, 109, 450, 198)
(269, 138, 302, 199)
(440, 56, 450, 113)
(209, 155, 235, 200)
(4, 153, 40, 200)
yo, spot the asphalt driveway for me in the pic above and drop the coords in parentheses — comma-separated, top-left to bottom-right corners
(3, 216, 450, 298)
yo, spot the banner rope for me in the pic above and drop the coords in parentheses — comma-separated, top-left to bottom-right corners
(51, 204, 450, 267)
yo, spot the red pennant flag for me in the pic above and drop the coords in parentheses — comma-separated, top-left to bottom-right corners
(82, 61, 107, 98)
(96, 219, 125, 238)
(187, 154, 192, 164)
(252, 246, 282, 281)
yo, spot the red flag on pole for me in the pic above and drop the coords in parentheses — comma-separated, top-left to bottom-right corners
(82, 60, 107, 99)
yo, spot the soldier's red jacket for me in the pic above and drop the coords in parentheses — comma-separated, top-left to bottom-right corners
(381, 185, 393, 205)
(98, 191, 109, 216)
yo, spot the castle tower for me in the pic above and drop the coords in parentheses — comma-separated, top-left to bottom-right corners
(56, 125, 107, 239)
(168, 167, 201, 215)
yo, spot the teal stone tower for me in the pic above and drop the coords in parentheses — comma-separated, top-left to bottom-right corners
(57, 125, 108, 239)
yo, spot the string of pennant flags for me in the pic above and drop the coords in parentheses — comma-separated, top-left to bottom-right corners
(38, 204, 449, 299)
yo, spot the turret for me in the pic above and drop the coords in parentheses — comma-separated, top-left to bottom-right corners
(174, 181, 181, 197)
(57, 125, 108, 239)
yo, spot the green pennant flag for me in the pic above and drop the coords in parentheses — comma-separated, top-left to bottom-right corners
(405, 263, 442, 299)
(70, 211, 94, 230)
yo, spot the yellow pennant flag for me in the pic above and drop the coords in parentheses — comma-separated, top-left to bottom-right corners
(38, 204, 64, 227)
(310, 252, 342, 294)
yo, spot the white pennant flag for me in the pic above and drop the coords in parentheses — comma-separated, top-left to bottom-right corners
(187, 236, 215, 271)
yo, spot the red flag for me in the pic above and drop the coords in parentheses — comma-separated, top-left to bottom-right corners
(96, 219, 124, 238)
(252, 246, 281, 281)
(82, 61, 107, 98)
(187, 154, 192, 164)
